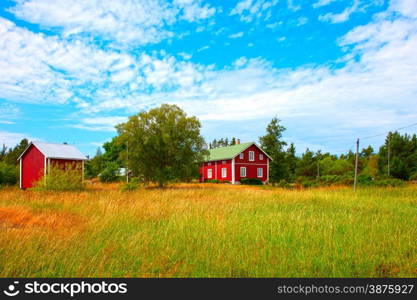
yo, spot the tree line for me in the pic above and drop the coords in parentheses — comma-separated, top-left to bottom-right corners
(1, 104, 417, 187)
(258, 117, 417, 186)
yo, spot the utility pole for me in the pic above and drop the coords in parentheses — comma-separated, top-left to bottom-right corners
(354, 138, 360, 192)
(126, 139, 129, 183)
(387, 135, 391, 177)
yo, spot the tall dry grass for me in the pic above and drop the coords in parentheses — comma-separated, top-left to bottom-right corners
(0, 183, 416, 277)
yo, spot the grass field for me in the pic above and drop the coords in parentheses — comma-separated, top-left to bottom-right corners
(0, 183, 416, 277)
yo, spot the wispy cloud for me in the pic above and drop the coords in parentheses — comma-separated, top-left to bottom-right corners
(313, 0, 336, 9)
(0, 103, 20, 124)
(9, 0, 216, 47)
(319, 0, 360, 23)
(72, 116, 127, 131)
(228, 31, 244, 39)
(0, 130, 30, 147)
(230, 0, 279, 23)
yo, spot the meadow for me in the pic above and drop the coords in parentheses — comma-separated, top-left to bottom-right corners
(0, 183, 416, 277)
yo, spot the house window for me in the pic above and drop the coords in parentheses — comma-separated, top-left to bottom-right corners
(208, 162, 211, 166)
(259, 154, 264, 160)
(257, 168, 263, 178)
(239, 153, 244, 159)
(249, 151, 254, 161)
(222, 160, 226, 164)
(221, 168, 227, 178)
(207, 169, 212, 179)
(240, 167, 246, 177)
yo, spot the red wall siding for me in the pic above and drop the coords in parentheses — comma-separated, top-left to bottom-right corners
(21, 145, 45, 189)
(234, 144, 269, 182)
(199, 159, 232, 182)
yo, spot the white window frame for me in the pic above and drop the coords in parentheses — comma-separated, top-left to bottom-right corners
(239, 153, 244, 159)
(257, 168, 263, 178)
(221, 168, 227, 178)
(259, 154, 264, 160)
(249, 151, 255, 161)
(240, 167, 246, 177)
(207, 169, 212, 179)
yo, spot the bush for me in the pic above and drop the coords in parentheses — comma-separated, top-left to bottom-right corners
(410, 172, 417, 181)
(373, 178, 405, 187)
(240, 178, 263, 185)
(35, 163, 84, 191)
(0, 162, 18, 186)
(357, 174, 374, 185)
(204, 179, 221, 183)
(120, 177, 140, 191)
(277, 179, 290, 188)
(121, 182, 140, 192)
(99, 162, 120, 183)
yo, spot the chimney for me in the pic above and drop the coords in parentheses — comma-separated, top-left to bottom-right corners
(237, 139, 240, 145)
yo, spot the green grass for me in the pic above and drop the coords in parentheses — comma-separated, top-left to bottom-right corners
(0, 183, 416, 277)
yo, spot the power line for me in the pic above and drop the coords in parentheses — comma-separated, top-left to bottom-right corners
(360, 122, 417, 140)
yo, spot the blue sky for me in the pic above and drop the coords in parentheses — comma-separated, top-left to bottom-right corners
(1, 0, 417, 157)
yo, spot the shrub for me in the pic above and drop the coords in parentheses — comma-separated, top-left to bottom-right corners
(357, 174, 374, 185)
(120, 177, 140, 192)
(121, 182, 139, 192)
(277, 179, 290, 188)
(240, 178, 263, 185)
(373, 178, 405, 187)
(204, 179, 221, 183)
(0, 162, 18, 186)
(410, 172, 417, 181)
(99, 162, 120, 183)
(35, 163, 84, 191)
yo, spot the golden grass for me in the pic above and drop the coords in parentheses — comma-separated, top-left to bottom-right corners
(0, 183, 416, 277)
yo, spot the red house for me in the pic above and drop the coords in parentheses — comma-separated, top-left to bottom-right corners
(18, 142, 87, 189)
(200, 142, 272, 184)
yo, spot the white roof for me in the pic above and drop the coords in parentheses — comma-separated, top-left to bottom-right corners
(18, 141, 87, 160)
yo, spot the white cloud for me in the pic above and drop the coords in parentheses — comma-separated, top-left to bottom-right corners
(297, 17, 308, 26)
(230, 0, 279, 23)
(287, 0, 301, 11)
(0, 103, 20, 123)
(72, 116, 128, 131)
(319, 0, 360, 23)
(229, 31, 244, 39)
(0, 130, 30, 148)
(197, 45, 210, 52)
(313, 0, 336, 9)
(9, 0, 216, 46)
(178, 52, 192, 60)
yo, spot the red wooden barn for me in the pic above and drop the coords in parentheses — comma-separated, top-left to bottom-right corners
(18, 141, 87, 189)
(200, 142, 272, 184)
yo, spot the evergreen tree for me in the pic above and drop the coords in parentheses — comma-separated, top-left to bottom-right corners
(259, 117, 287, 183)
(285, 143, 297, 182)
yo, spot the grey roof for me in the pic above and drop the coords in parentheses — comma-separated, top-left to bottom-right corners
(18, 141, 87, 160)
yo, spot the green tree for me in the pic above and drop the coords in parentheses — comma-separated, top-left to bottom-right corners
(259, 117, 287, 183)
(116, 104, 207, 188)
(85, 147, 106, 178)
(378, 132, 417, 180)
(4, 139, 29, 165)
(285, 143, 297, 182)
(296, 148, 316, 177)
